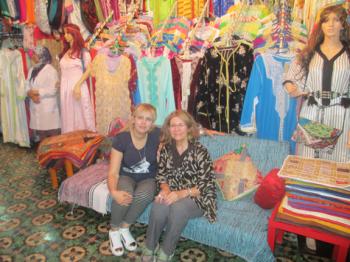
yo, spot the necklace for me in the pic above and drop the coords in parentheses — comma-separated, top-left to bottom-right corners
(138, 145, 146, 161)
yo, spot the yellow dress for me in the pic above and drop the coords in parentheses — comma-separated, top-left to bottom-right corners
(90, 53, 132, 135)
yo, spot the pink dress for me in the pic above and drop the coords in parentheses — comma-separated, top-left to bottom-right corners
(59, 51, 96, 133)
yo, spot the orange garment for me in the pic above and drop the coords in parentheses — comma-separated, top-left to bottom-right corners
(25, 0, 35, 24)
(177, 0, 206, 19)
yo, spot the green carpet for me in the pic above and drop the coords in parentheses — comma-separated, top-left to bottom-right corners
(0, 141, 333, 261)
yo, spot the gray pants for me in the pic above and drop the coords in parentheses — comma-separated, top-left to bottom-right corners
(145, 198, 203, 255)
(110, 176, 156, 228)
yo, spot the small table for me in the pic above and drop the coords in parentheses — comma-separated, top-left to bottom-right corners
(268, 201, 350, 262)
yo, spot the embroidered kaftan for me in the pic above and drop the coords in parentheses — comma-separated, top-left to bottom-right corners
(240, 53, 298, 147)
(0, 49, 30, 147)
(60, 51, 96, 134)
(90, 53, 131, 135)
(195, 44, 254, 133)
(137, 56, 176, 125)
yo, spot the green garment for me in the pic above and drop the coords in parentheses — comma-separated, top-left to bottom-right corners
(148, 0, 176, 27)
(0, 0, 11, 17)
(94, 0, 105, 22)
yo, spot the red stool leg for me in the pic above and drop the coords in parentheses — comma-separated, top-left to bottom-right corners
(268, 222, 277, 252)
(276, 230, 284, 244)
(336, 246, 348, 262)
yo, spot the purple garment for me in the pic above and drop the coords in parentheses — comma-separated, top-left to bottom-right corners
(288, 198, 350, 219)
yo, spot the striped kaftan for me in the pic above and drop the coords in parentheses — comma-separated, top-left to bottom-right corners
(285, 47, 350, 162)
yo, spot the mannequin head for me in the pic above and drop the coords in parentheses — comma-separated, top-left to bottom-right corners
(311, 5, 349, 47)
(298, 4, 349, 77)
(60, 24, 85, 59)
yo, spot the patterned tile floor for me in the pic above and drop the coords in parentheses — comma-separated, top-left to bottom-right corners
(0, 141, 334, 261)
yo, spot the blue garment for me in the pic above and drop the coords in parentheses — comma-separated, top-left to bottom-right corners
(240, 53, 297, 151)
(112, 128, 161, 182)
(214, 0, 234, 17)
(137, 56, 175, 125)
(133, 81, 141, 105)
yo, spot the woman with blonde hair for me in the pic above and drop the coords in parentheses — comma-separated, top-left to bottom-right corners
(107, 103, 160, 256)
(142, 110, 217, 262)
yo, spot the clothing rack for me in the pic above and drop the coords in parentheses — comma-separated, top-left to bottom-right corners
(273, 0, 291, 53)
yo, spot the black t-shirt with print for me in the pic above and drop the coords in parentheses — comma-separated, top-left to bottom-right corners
(112, 127, 161, 182)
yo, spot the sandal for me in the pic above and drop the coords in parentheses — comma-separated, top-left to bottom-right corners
(109, 230, 124, 256)
(120, 227, 137, 251)
(141, 244, 159, 262)
(156, 248, 174, 262)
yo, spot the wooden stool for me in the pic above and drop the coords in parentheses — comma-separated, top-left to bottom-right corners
(48, 159, 74, 189)
(268, 203, 350, 262)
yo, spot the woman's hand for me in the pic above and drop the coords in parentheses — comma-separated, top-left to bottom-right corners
(163, 191, 182, 205)
(73, 84, 81, 100)
(28, 89, 40, 103)
(110, 190, 132, 206)
(155, 188, 170, 203)
(284, 82, 308, 97)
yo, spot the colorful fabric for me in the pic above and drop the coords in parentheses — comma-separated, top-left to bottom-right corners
(278, 155, 350, 189)
(292, 117, 343, 150)
(37, 130, 104, 168)
(214, 145, 262, 201)
(277, 195, 350, 237)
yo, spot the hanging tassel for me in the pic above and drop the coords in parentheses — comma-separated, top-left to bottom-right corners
(341, 97, 350, 108)
(307, 95, 317, 106)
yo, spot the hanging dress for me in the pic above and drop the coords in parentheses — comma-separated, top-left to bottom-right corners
(90, 53, 132, 135)
(137, 56, 176, 125)
(195, 44, 254, 133)
(240, 52, 298, 148)
(0, 49, 30, 147)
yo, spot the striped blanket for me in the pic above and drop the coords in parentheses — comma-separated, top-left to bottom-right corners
(58, 161, 111, 214)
